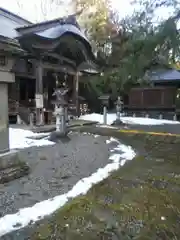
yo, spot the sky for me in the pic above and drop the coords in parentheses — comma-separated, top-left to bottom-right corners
(0, 0, 137, 22)
(0, 0, 175, 23)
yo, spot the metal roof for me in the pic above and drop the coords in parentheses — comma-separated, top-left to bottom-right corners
(0, 8, 31, 39)
(150, 69, 180, 82)
(0, 8, 31, 25)
(0, 14, 24, 39)
(36, 24, 89, 42)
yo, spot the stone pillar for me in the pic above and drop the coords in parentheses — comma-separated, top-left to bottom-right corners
(0, 83, 9, 153)
(98, 95, 110, 125)
(103, 105, 107, 125)
(35, 60, 44, 125)
(0, 69, 15, 153)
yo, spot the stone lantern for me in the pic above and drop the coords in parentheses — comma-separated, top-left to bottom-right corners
(98, 95, 110, 125)
(116, 96, 123, 119)
(52, 87, 69, 136)
(113, 96, 124, 125)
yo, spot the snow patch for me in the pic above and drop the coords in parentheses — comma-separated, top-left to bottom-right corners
(9, 128, 54, 150)
(79, 113, 180, 125)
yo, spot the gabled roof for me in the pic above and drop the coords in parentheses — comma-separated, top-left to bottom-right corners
(149, 69, 180, 82)
(0, 7, 87, 43)
(0, 8, 98, 71)
(15, 13, 94, 66)
(0, 8, 31, 39)
(16, 14, 89, 44)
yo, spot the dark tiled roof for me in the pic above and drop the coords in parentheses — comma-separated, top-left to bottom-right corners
(150, 69, 180, 82)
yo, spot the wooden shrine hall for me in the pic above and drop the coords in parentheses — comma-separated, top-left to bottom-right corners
(0, 8, 97, 125)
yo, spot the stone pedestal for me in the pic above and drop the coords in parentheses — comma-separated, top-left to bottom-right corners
(54, 105, 67, 136)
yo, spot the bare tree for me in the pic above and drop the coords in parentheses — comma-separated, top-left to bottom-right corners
(15, 0, 69, 22)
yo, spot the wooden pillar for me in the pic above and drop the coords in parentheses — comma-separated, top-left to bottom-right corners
(8, 78, 19, 102)
(43, 75, 49, 110)
(35, 60, 44, 125)
(16, 79, 20, 103)
(74, 72, 79, 116)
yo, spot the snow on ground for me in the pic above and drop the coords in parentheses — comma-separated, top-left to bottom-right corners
(9, 112, 179, 151)
(9, 128, 54, 150)
(0, 138, 135, 237)
(79, 113, 180, 125)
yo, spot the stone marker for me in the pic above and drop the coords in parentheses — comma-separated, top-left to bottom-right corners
(98, 95, 110, 125)
(159, 114, 163, 119)
(173, 114, 177, 121)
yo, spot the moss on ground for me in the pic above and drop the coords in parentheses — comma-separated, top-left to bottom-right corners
(31, 129, 180, 240)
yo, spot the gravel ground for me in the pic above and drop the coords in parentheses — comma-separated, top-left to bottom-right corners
(0, 132, 113, 218)
(0, 132, 122, 239)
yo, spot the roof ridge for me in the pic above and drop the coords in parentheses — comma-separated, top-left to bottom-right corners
(0, 7, 32, 25)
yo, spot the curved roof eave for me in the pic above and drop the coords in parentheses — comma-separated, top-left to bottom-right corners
(38, 24, 88, 39)
(17, 24, 97, 63)
(17, 24, 91, 47)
